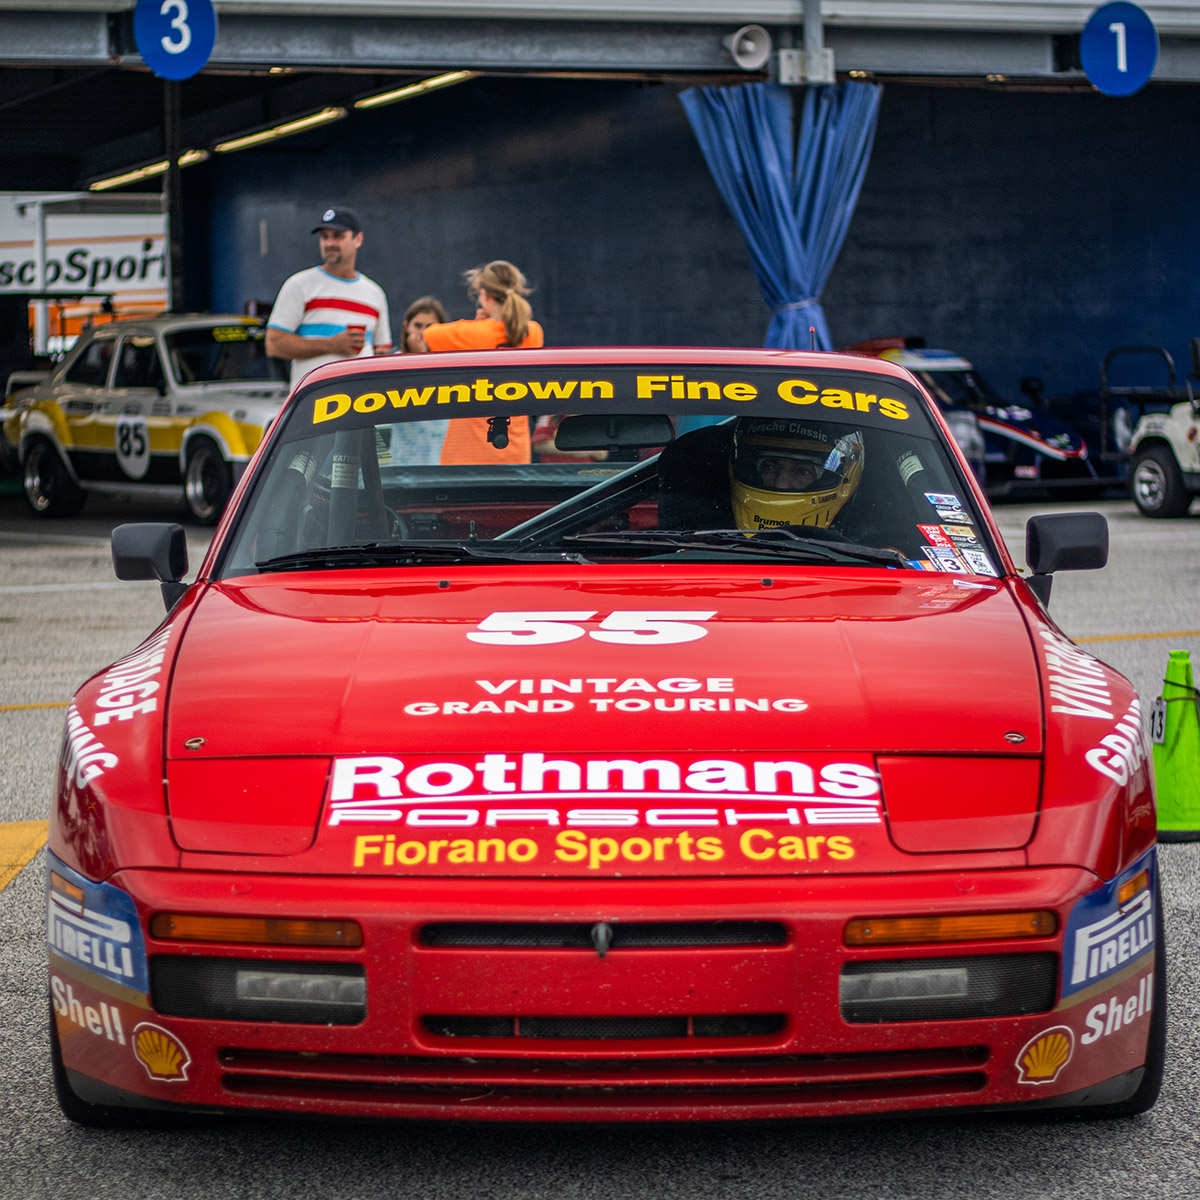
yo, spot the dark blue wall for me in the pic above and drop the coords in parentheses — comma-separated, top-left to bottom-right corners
(826, 83, 1200, 398)
(194, 76, 1200, 400)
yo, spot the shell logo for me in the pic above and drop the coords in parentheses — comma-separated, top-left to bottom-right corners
(1015, 1025, 1075, 1085)
(132, 1022, 191, 1083)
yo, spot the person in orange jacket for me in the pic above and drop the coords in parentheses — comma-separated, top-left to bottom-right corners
(416, 261, 543, 465)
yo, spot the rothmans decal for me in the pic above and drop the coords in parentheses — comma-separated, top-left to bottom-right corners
(327, 752, 882, 830)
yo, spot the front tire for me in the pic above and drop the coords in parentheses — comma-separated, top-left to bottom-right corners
(183, 437, 233, 525)
(1131, 446, 1191, 517)
(22, 437, 85, 517)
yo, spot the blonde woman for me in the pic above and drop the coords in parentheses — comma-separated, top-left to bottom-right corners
(418, 261, 543, 465)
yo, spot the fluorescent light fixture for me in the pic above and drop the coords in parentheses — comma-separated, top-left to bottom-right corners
(215, 106, 347, 154)
(89, 149, 210, 192)
(354, 70, 477, 110)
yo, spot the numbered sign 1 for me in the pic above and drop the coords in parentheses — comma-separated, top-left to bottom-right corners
(1081, 1, 1157, 97)
(134, 0, 218, 81)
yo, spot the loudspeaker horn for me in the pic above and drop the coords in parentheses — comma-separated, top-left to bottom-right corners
(723, 24, 772, 72)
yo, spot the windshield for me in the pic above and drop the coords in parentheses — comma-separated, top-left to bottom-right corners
(217, 358, 1000, 579)
(914, 368, 1005, 412)
(165, 323, 286, 385)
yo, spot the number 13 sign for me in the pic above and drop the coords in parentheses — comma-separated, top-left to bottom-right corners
(134, 0, 218, 80)
(1081, 2, 1157, 97)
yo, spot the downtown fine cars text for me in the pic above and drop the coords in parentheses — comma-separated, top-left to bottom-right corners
(48, 347, 1162, 1126)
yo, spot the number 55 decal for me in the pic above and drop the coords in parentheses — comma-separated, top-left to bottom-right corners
(468, 611, 716, 646)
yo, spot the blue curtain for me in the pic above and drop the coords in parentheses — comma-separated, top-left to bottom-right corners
(679, 80, 882, 350)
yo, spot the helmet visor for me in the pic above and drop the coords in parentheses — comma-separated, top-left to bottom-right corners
(731, 444, 840, 494)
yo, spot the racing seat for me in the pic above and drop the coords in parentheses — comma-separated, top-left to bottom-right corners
(655, 424, 737, 530)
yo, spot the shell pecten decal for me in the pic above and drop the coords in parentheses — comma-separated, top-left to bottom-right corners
(1015, 1025, 1074, 1085)
(132, 1022, 191, 1082)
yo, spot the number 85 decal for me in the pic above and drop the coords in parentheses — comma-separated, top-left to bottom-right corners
(468, 611, 716, 646)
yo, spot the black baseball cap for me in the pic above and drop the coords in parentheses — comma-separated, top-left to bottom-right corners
(312, 206, 362, 234)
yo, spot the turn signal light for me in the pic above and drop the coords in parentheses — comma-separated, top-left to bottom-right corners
(844, 911, 1057, 947)
(149, 914, 362, 948)
(1118, 870, 1150, 907)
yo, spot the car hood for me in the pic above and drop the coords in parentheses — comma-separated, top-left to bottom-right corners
(164, 568, 1045, 871)
(166, 567, 1042, 759)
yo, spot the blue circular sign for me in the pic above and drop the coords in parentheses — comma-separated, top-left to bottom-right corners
(1080, 2, 1157, 96)
(134, 0, 217, 81)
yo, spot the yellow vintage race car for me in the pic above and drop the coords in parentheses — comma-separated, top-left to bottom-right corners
(2, 314, 287, 523)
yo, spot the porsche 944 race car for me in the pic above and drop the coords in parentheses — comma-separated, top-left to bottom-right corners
(48, 347, 1162, 1127)
(2, 314, 287, 523)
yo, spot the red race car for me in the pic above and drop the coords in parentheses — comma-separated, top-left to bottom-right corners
(48, 347, 1162, 1126)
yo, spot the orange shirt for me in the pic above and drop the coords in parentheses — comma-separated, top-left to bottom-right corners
(423, 318, 544, 465)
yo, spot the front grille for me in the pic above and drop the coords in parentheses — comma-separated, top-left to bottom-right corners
(419, 920, 787, 949)
(216, 1045, 990, 1114)
(424, 1014, 786, 1040)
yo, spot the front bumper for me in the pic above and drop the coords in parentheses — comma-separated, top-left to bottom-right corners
(51, 867, 1156, 1123)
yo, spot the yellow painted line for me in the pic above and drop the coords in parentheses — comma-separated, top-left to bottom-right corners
(1076, 629, 1200, 645)
(0, 702, 69, 712)
(0, 819, 49, 891)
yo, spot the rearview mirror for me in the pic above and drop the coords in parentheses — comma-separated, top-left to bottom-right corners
(554, 414, 675, 452)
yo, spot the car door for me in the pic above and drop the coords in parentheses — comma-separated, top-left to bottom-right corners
(106, 333, 174, 483)
(56, 332, 118, 483)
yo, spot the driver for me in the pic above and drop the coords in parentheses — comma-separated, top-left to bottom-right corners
(728, 418, 864, 532)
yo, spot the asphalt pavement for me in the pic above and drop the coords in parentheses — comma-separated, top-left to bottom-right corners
(2, 489, 1199, 1200)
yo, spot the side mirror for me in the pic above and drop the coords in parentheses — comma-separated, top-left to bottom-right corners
(112, 522, 189, 611)
(1025, 512, 1108, 606)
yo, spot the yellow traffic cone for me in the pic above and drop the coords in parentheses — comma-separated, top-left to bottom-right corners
(1154, 650, 1200, 841)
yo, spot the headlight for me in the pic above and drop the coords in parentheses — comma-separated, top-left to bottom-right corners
(152, 957, 366, 1024)
(840, 953, 1056, 1022)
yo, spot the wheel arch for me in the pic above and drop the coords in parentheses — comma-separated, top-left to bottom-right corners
(19, 423, 84, 487)
(179, 419, 242, 472)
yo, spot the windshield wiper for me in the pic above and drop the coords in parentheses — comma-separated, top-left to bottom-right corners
(256, 540, 588, 572)
(559, 529, 912, 568)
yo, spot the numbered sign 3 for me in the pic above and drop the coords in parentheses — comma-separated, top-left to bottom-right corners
(115, 415, 152, 480)
(1081, 2, 1158, 97)
(134, 0, 218, 81)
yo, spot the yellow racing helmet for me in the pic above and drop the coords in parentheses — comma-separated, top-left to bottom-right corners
(729, 418, 864, 531)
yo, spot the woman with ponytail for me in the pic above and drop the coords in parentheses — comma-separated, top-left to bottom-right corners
(417, 261, 543, 465)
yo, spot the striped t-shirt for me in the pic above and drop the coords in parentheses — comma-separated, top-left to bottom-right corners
(267, 266, 392, 387)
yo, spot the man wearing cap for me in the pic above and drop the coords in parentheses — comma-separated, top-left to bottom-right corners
(265, 206, 392, 387)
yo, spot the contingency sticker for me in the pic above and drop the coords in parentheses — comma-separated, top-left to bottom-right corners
(46, 854, 149, 993)
(1060, 848, 1156, 999)
(323, 750, 885, 876)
